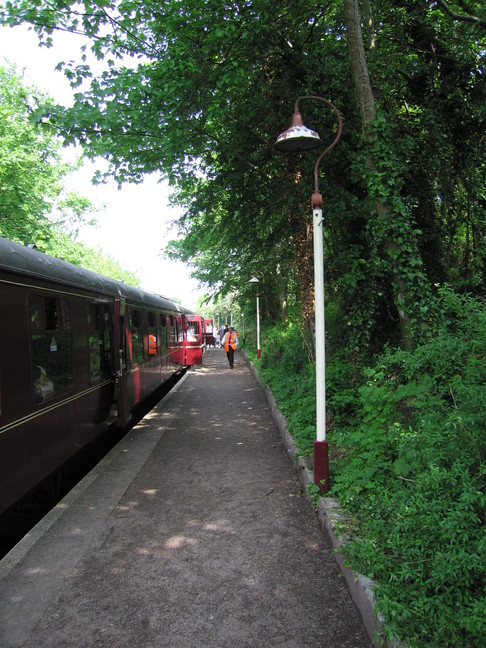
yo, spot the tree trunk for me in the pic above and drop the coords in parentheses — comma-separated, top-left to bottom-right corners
(343, 0, 413, 349)
(343, 0, 376, 130)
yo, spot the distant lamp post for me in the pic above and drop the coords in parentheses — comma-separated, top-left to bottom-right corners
(242, 313, 245, 344)
(248, 276, 261, 359)
(275, 96, 342, 494)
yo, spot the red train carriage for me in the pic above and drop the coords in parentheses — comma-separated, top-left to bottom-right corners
(203, 318, 215, 348)
(0, 237, 199, 517)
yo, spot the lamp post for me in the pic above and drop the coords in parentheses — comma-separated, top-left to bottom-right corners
(275, 96, 342, 494)
(248, 276, 261, 359)
(242, 313, 245, 344)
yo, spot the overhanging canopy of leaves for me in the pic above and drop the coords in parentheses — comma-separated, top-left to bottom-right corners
(1, 1, 347, 294)
(2, 0, 485, 348)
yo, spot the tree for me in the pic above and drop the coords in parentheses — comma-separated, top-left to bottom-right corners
(0, 64, 67, 244)
(2, 1, 484, 353)
(0, 63, 139, 284)
(343, 0, 431, 349)
(48, 231, 141, 285)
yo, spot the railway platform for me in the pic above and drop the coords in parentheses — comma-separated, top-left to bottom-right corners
(0, 349, 371, 648)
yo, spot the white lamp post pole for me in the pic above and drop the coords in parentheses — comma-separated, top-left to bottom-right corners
(275, 96, 342, 493)
(256, 287, 260, 359)
(248, 276, 261, 359)
(313, 202, 326, 445)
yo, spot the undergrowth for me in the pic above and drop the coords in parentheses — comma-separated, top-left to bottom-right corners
(246, 287, 486, 647)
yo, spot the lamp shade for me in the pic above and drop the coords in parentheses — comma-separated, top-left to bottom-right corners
(275, 123, 322, 152)
(248, 276, 260, 284)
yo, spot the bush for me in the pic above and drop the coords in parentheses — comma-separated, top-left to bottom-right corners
(248, 288, 485, 645)
(330, 288, 486, 646)
(250, 322, 317, 455)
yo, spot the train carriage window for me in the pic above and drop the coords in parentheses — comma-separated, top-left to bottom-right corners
(170, 315, 176, 343)
(186, 320, 200, 342)
(159, 314, 168, 353)
(29, 295, 73, 403)
(44, 297, 58, 329)
(129, 308, 143, 365)
(88, 332, 101, 383)
(147, 311, 157, 357)
(104, 317, 111, 360)
(29, 296, 42, 328)
(61, 300, 71, 328)
(88, 303, 113, 383)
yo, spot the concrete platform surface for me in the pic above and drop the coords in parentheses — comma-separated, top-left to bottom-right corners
(0, 349, 371, 647)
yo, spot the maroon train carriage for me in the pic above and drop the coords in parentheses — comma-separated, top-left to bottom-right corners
(0, 237, 200, 518)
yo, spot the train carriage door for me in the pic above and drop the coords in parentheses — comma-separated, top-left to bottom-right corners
(114, 298, 130, 427)
(185, 316, 203, 366)
(87, 301, 114, 384)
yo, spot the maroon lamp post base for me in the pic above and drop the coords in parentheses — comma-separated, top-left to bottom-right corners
(314, 439, 329, 493)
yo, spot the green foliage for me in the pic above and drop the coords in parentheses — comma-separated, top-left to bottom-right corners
(330, 287, 486, 647)
(247, 322, 316, 455)
(248, 321, 361, 458)
(249, 287, 485, 645)
(306, 482, 322, 510)
(0, 64, 62, 243)
(0, 64, 139, 285)
(197, 292, 244, 329)
(42, 230, 140, 285)
(2, 4, 485, 644)
(0, 64, 96, 245)
(2, 1, 484, 350)
(248, 327, 360, 460)
(364, 112, 433, 338)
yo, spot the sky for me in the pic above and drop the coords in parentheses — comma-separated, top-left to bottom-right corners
(0, 23, 203, 309)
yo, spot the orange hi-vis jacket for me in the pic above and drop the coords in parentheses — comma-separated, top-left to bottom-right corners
(223, 331, 237, 352)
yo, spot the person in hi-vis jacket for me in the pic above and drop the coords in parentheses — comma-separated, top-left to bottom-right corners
(222, 325, 238, 368)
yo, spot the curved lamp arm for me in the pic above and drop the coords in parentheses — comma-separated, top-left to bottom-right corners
(294, 97, 343, 208)
(276, 96, 343, 209)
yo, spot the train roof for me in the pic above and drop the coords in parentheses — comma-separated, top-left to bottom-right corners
(0, 236, 182, 313)
(179, 307, 202, 317)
